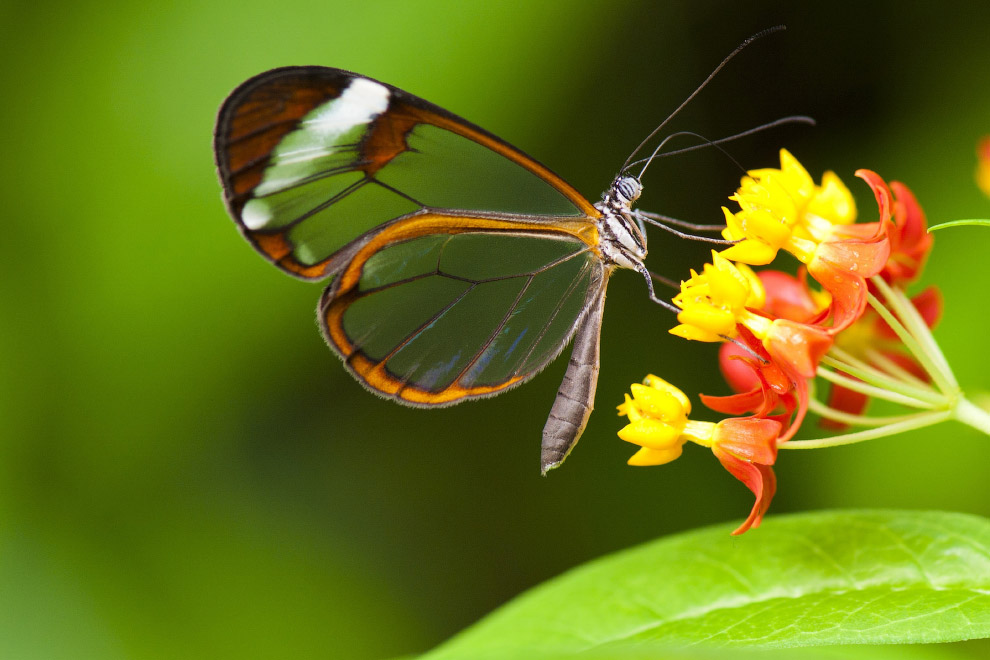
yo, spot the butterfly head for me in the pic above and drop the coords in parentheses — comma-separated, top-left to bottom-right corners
(598, 175, 643, 220)
(612, 176, 643, 206)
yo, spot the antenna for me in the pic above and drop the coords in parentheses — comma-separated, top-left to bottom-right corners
(625, 115, 815, 177)
(619, 25, 787, 174)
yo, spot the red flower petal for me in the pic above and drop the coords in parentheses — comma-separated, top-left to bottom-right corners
(765, 319, 833, 379)
(801, 171, 892, 334)
(714, 418, 781, 464)
(890, 182, 930, 248)
(818, 232, 891, 278)
(882, 182, 933, 285)
(808, 236, 889, 334)
(706, 327, 798, 418)
(701, 389, 768, 416)
(717, 340, 760, 393)
(777, 377, 808, 443)
(808, 258, 866, 333)
(759, 270, 823, 323)
(712, 449, 777, 535)
(911, 286, 942, 330)
(855, 169, 893, 226)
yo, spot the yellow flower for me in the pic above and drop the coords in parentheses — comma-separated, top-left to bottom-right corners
(617, 375, 784, 534)
(668, 251, 835, 378)
(670, 252, 765, 342)
(617, 375, 717, 466)
(720, 149, 857, 266)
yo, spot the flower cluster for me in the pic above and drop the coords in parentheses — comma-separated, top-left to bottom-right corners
(619, 150, 987, 534)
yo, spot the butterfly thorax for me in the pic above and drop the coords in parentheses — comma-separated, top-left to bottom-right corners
(595, 176, 647, 270)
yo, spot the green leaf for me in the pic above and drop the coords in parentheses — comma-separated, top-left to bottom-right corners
(423, 510, 990, 658)
(928, 219, 990, 232)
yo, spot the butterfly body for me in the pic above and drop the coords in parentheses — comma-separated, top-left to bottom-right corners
(214, 67, 652, 473)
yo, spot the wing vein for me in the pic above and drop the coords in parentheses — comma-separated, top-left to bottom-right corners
(255, 176, 367, 232)
(251, 161, 368, 199)
(452, 274, 535, 387)
(352, 282, 476, 370)
(513, 256, 594, 377)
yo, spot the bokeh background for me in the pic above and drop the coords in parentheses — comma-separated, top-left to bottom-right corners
(3, 1, 990, 657)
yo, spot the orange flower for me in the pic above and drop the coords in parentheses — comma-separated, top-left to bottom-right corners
(670, 252, 834, 379)
(977, 136, 990, 197)
(710, 418, 779, 534)
(719, 153, 891, 336)
(720, 150, 857, 266)
(617, 151, 978, 537)
(804, 170, 891, 334)
(878, 181, 934, 286)
(702, 325, 808, 442)
(618, 376, 781, 534)
(757, 269, 829, 324)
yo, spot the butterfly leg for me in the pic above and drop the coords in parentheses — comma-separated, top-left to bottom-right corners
(634, 213, 648, 240)
(634, 262, 680, 314)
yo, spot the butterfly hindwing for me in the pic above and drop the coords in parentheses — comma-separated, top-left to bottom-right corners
(319, 214, 607, 406)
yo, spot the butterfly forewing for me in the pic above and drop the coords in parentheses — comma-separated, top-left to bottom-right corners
(215, 66, 599, 280)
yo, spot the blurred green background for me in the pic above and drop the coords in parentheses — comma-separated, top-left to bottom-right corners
(3, 0, 990, 657)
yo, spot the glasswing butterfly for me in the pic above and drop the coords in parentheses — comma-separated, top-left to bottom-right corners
(212, 32, 791, 473)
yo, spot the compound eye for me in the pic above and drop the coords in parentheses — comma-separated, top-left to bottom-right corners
(616, 176, 642, 202)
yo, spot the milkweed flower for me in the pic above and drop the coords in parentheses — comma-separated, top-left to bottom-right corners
(721, 150, 891, 334)
(618, 375, 780, 535)
(702, 325, 808, 442)
(718, 150, 857, 266)
(978, 136, 990, 197)
(669, 254, 764, 342)
(671, 252, 832, 379)
(619, 151, 990, 534)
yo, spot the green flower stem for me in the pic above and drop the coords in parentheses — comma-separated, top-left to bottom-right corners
(819, 354, 944, 406)
(865, 290, 955, 396)
(870, 276, 959, 391)
(878, 277, 956, 387)
(806, 397, 933, 427)
(815, 365, 942, 410)
(828, 345, 923, 389)
(781, 410, 953, 449)
(928, 218, 990, 231)
(863, 348, 928, 387)
(955, 397, 990, 435)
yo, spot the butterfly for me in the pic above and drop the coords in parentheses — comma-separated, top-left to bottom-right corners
(213, 66, 661, 473)
(212, 37, 790, 473)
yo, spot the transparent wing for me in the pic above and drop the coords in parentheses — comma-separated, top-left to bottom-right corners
(319, 215, 607, 405)
(214, 66, 600, 280)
